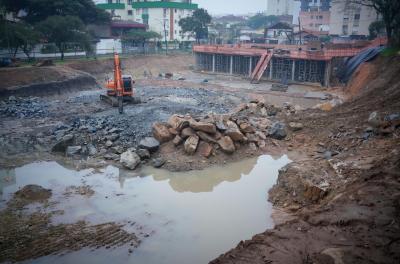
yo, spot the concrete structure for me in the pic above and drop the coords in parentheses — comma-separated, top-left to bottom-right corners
(329, 0, 379, 36)
(193, 39, 383, 87)
(266, 0, 294, 16)
(94, 0, 198, 42)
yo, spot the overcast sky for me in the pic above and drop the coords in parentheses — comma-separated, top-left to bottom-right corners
(195, 0, 267, 15)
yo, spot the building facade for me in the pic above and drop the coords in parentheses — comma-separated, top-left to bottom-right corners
(299, 0, 330, 31)
(329, 0, 379, 36)
(266, 0, 294, 16)
(94, 0, 198, 42)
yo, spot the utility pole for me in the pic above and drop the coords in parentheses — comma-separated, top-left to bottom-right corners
(298, 17, 302, 45)
(163, 18, 168, 55)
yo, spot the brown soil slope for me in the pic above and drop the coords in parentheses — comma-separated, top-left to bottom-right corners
(212, 56, 400, 264)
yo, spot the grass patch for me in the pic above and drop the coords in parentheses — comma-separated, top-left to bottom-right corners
(381, 47, 400, 57)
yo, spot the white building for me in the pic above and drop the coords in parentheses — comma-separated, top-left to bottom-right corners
(266, 0, 294, 16)
(329, 0, 379, 36)
(94, 0, 198, 42)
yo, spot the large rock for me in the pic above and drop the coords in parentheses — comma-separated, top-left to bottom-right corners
(66, 146, 82, 156)
(151, 158, 166, 168)
(51, 134, 74, 153)
(120, 150, 141, 170)
(225, 121, 244, 141)
(198, 141, 213, 158)
(152, 122, 174, 143)
(172, 135, 184, 146)
(218, 136, 235, 154)
(168, 114, 190, 131)
(368, 111, 385, 128)
(190, 121, 217, 134)
(181, 127, 196, 139)
(269, 122, 287, 140)
(184, 135, 199, 155)
(137, 148, 151, 160)
(197, 131, 218, 143)
(214, 115, 227, 132)
(139, 137, 160, 152)
(239, 122, 255, 133)
(288, 122, 304, 131)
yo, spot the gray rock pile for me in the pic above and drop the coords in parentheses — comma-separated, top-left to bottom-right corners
(0, 96, 49, 118)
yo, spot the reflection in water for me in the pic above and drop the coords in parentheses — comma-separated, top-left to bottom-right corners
(0, 169, 16, 196)
(141, 158, 257, 193)
(0, 155, 290, 264)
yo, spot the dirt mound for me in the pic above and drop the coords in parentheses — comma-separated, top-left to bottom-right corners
(346, 61, 377, 98)
(212, 55, 400, 264)
(14, 185, 52, 202)
(67, 54, 194, 78)
(0, 66, 99, 98)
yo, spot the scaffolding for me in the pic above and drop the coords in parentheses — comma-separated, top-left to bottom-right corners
(194, 48, 334, 86)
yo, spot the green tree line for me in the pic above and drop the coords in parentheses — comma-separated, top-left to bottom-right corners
(0, 0, 110, 60)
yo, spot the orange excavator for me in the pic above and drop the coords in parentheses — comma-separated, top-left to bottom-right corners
(100, 52, 140, 114)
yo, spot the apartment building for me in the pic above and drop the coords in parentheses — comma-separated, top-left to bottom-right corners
(299, 0, 330, 31)
(94, 0, 198, 42)
(329, 0, 379, 36)
(266, 0, 294, 16)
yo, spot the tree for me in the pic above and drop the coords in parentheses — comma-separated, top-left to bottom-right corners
(340, 0, 400, 47)
(247, 14, 279, 29)
(122, 30, 161, 50)
(179, 8, 211, 43)
(0, 22, 40, 59)
(368, 20, 385, 39)
(37, 16, 91, 60)
(0, 0, 110, 24)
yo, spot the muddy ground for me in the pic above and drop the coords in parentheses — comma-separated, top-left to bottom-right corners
(0, 54, 399, 263)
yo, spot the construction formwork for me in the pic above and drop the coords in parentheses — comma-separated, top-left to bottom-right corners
(193, 40, 386, 87)
(195, 52, 329, 86)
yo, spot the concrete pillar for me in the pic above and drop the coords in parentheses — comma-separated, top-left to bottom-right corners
(212, 54, 216, 73)
(291, 60, 296, 81)
(248, 57, 253, 77)
(324, 60, 331, 87)
(269, 58, 273, 79)
(230, 56, 233, 75)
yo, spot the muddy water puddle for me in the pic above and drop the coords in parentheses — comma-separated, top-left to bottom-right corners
(0, 155, 290, 264)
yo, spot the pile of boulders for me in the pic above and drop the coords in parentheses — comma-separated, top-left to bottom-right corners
(149, 100, 290, 158)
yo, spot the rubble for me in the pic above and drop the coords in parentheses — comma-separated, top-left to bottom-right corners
(147, 100, 289, 158)
(0, 96, 49, 118)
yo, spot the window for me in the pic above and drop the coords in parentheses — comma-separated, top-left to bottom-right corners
(128, 10, 133, 16)
(354, 14, 360, 20)
(342, 25, 348, 35)
(108, 0, 112, 3)
(128, 0, 132, 4)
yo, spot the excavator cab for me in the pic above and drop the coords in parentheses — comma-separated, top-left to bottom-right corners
(101, 53, 141, 114)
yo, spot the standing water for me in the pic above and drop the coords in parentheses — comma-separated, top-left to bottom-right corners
(0, 155, 290, 264)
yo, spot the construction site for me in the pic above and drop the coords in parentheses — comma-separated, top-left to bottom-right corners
(194, 38, 386, 86)
(0, 36, 399, 264)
